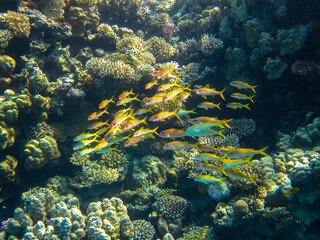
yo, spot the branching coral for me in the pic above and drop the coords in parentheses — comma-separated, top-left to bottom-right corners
(200, 34, 224, 56)
(145, 36, 178, 62)
(0, 11, 31, 38)
(130, 219, 155, 240)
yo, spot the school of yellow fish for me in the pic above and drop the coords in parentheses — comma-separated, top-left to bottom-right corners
(74, 65, 265, 187)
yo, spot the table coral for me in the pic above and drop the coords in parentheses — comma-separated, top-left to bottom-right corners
(24, 136, 61, 171)
(0, 11, 31, 38)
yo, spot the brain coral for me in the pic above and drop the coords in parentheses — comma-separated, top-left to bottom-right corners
(130, 219, 155, 240)
(0, 11, 31, 38)
(156, 195, 188, 219)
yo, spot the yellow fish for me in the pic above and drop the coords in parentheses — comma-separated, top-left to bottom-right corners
(88, 108, 109, 121)
(225, 147, 268, 158)
(104, 126, 122, 141)
(114, 105, 133, 118)
(195, 85, 226, 100)
(122, 116, 148, 131)
(87, 120, 109, 130)
(116, 94, 140, 106)
(145, 96, 164, 106)
(157, 76, 179, 92)
(159, 128, 186, 139)
(133, 126, 159, 137)
(226, 102, 250, 110)
(145, 80, 158, 89)
(99, 96, 115, 109)
(195, 175, 227, 186)
(230, 81, 257, 93)
(284, 187, 300, 196)
(231, 93, 254, 103)
(197, 102, 221, 110)
(118, 88, 134, 100)
(163, 141, 200, 152)
(163, 86, 191, 102)
(224, 168, 257, 186)
(149, 107, 181, 122)
(221, 157, 254, 169)
(124, 134, 155, 147)
(110, 111, 134, 129)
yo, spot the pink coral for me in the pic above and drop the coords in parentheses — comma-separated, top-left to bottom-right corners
(162, 22, 178, 39)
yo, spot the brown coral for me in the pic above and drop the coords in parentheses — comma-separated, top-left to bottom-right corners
(145, 36, 178, 62)
(0, 11, 31, 38)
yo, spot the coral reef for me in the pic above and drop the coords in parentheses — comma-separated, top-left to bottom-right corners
(130, 219, 155, 240)
(0, 11, 31, 38)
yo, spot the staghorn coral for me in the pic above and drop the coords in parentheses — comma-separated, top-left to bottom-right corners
(0, 121, 15, 150)
(130, 219, 155, 240)
(0, 155, 18, 185)
(24, 136, 61, 171)
(200, 34, 224, 57)
(145, 36, 178, 62)
(69, 150, 128, 186)
(110, 60, 136, 83)
(155, 195, 188, 219)
(85, 57, 112, 79)
(0, 11, 31, 38)
(86, 197, 133, 239)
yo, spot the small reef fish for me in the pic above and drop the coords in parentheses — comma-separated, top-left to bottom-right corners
(87, 120, 109, 130)
(145, 80, 158, 89)
(104, 126, 122, 141)
(163, 86, 191, 102)
(157, 77, 179, 92)
(177, 108, 197, 116)
(188, 117, 232, 128)
(151, 65, 175, 79)
(284, 187, 300, 196)
(221, 157, 254, 169)
(110, 111, 134, 129)
(99, 96, 115, 109)
(73, 137, 99, 150)
(94, 138, 111, 150)
(199, 144, 221, 152)
(185, 122, 224, 136)
(88, 108, 109, 121)
(133, 126, 159, 137)
(197, 102, 221, 110)
(118, 89, 134, 100)
(196, 153, 225, 161)
(195, 85, 226, 100)
(163, 141, 200, 151)
(96, 147, 119, 154)
(226, 102, 250, 110)
(74, 132, 97, 142)
(114, 106, 133, 118)
(149, 108, 181, 122)
(186, 129, 226, 138)
(176, 91, 191, 102)
(78, 147, 97, 157)
(124, 134, 155, 147)
(231, 93, 255, 103)
(223, 168, 257, 186)
(159, 128, 186, 139)
(195, 175, 226, 186)
(230, 81, 257, 93)
(134, 108, 153, 116)
(116, 95, 140, 106)
(145, 96, 164, 105)
(225, 147, 268, 158)
(107, 136, 129, 145)
(122, 116, 148, 131)
(196, 164, 223, 173)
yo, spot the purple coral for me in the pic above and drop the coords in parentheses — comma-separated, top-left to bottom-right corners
(162, 23, 179, 39)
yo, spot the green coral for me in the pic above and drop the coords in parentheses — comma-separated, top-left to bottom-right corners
(0, 155, 18, 185)
(146, 36, 178, 62)
(24, 136, 61, 171)
(0, 100, 19, 123)
(0, 121, 15, 149)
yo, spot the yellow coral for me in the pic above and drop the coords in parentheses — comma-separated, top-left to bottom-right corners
(116, 36, 145, 53)
(146, 36, 178, 62)
(0, 11, 31, 38)
(95, 23, 120, 41)
(74, 0, 99, 6)
(0, 155, 18, 185)
(0, 121, 15, 150)
(0, 101, 19, 123)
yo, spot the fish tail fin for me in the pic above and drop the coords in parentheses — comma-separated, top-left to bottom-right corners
(173, 75, 179, 85)
(191, 108, 197, 114)
(218, 130, 226, 138)
(217, 103, 221, 110)
(142, 116, 148, 126)
(246, 156, 254, 166)
(249, 96, 254, 103)
(259, 146, 269, 156)
(194, 142, 201, 152)
(252, 85, 257, 93)
(109, 96, 115, 104)
(135, 93, 140, 101)
(153, 126, 159, 135)
(223, 119, 233, 129)
(202, 95, 207, 100)
(250, 175, 258, 186)
(219, 177, 227, 187)
(245, 104, 251, 110)
(129, 88, 134, 95)
(220, 88, 226, 101)
(173, 107, 181, 121)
